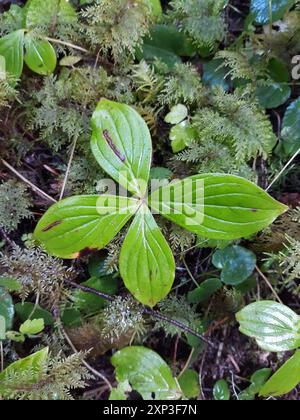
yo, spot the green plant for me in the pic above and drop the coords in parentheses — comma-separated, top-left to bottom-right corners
(111, 346, 182, 400)
(34, 99, 287, 307)
(0, 347, 91, 400)
(0, 0, 80, 81)
(0, 180, 32, 233)
(81, 0, 152, 60)
(236, 300, 300, 397)
(167, 0, 227, 53)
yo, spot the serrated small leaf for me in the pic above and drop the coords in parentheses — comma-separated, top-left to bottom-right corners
(111, 346, 182, 400)
(0, 277, 21, 292)
(165, 104, 188, 125)
(20, 318, 44, 335)
(119, 205, 175, 307)
(91, 99, 152, 197)
(250, 0, 296, 25)
(0, 30, 24, 79)
(34, 195, 138, 259)
(24, 37, 57, 75)
(260, 350, 300, 397)
(149, 174, 287, 240)
(169, 120, 197, 153)
(236, 301, 300, 352)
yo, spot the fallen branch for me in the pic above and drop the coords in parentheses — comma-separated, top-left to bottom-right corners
(65, 279, 215, 348)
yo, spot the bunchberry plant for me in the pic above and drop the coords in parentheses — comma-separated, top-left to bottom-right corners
(34, 99, 287, 307)
(237, 300, 300, 397)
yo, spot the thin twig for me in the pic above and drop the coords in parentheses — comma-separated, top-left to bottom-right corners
(65, 280, 215, 347)
(266, 147, 300, 192)
(43, 36, 89, 53)
(172, 334, 180, 374)
(59, 138, 78, 201)
(60, 325, 112, 390)
(182, 257, 199, 287)
(256, 265, 283, 304)
(177, 347, 195, 380)
(1, 159, 57, 203)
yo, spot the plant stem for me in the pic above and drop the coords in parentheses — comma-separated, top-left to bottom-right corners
(1, 159, 57, 203)
(266, 147, 300, 191)
(65, 280, 215, 347)
(256, 265, 283, 304)
(177, 347, 195, 380)
(43, 36, 89, 53)
(59, 137, 78, 201)
(60, 325, 113, 390)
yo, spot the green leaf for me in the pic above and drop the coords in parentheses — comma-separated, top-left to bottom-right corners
(109, 380, 132, 401)
(165, 104, 188, 125)
(24, 36, 57, 75)
(268, 57, 290, 83)
(169, 121, 198, 153)
(256, 82, 291, 109)
(137, 24, 196, 68)
(61, 307, 82, 328)
(34, 195, 138, 259)
(148, 0, 163, 20)
(212, 245, 256, 285)
(281, 98, 300, 156)
(91, 99, 152, 197)
(5, 331, 25, 343)
(202, 59, 231, 91)
(149, 174, 288, 241)
(0, 5, 24, 33)
(236, 301, 300, 352)
(187, 278, 222, 304)
(0, 347, 48, 383)
(250, 0, 296, 25)
(111, 346, 182, 400)
(74, 276, 118, 314)
(178, 369, 200, 399)
(250, 368, 272, 392)
(235, 276, 257, 294)
(0, 277, 21, 292)
(24, 0, 77, 28)
(120, 205, 175, 307)
(15, 302, 54, 326)
(0, 30, 24, 79)
(0, 287, 14, 331)
(260, 350, 300, 397)
(19, 318, 45, 335)
(0, 316, 5, 341)
(213, 379, 230, 400)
